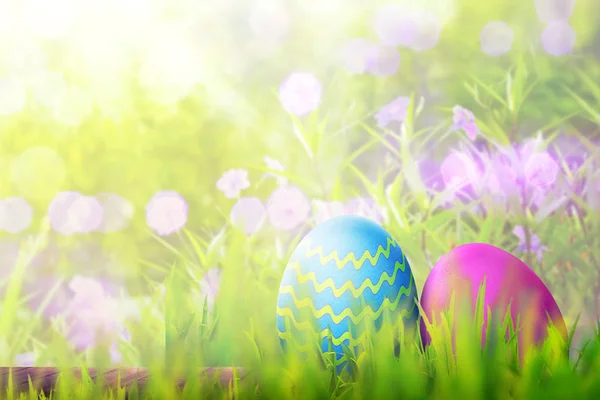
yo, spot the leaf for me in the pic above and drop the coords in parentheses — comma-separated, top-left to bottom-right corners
(469, 73, 509, 108)
(534, 195, 569, 223)
(290, 116, 315, 159)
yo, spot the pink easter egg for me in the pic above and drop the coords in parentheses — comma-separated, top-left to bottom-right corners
(420, 243, 567, 354)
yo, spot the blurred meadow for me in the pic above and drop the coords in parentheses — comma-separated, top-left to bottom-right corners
(1, 0, 600, 396)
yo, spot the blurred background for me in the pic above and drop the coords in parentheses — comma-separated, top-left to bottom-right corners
(0, 0, 599, 367)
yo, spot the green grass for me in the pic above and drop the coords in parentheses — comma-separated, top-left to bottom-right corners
(0, 0, 599, 398)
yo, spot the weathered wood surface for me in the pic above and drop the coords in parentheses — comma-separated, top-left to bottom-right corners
(0, 367, 247, 395)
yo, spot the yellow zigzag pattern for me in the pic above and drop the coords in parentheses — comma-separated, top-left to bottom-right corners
(276, 278, 414, 325)
(281, 256, 407, 299)
(278, 303, 417, 348)
(297, 236, 398, 269)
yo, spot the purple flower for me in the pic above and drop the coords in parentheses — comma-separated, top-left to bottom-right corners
(535, 0, 576, 23)
(548, 134, 587, 174)
(513, 226, 548, 262)
(217, 169, 250, 198)
(480, 21, 514, 56)
(278, 72, 322, 116)
(198, 268, 221, 312)
(452, 105, 480, 140)
(48, 192, 104, 235)
(229, 196, 266, 235)
(264, 156, 287, 185)
(266, 185, 310, 231)
(373, 4, 417, 47)
(63, 275, 137, 360)
(0, 197, 33, 234)
(145, 191, 188, 236)
(366, 45, 400, 77)
(440, 151, 478, 189)
(375, 96, 410, 127)
(541, 21, 576, 56)
(339, 38, 379, 74)
(524, 151, 559, 188)
(418, 159, 446, 191)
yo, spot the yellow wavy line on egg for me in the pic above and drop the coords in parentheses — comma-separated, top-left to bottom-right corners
(297, 236, 398, 269)
(284, 256, 407, 298)
(276, 278, 415, 324)
(278, 303, 417, 347)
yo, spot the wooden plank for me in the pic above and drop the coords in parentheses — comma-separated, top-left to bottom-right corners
(0, 367, 248, 394)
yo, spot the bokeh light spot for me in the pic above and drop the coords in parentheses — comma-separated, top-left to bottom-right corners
(53, 87, 94, 127)
(338, 38, 378, 74)
(29, 71, 67, 108)
(0, 197, 33, 234)
(10, 146, 67, 201)
(22, 0, 76, 40)
(278, 72, 322, 116)
(535, 0, 576, 23)
(541, 21, 576, 56)
(145, 191, 188, 236)
(230, 196, 266, 235)
(480, 21, 514, 56)
(407, 10, 442, 51)
(0, 79, 27, 116)
(137, 27, 203, 105)
(374, 4, 417, 47)
(248, 1, 291, 43)
(368, 46, 401, 77)
(95, 192, 134, 233)
(48, 191, 104, 235)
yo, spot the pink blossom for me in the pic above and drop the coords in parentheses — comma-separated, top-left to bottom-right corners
(0, 197, 33, 233)
(266, 185, 310, 230)
(375, 96, 410, 127)
(524, 152, 559, 188)
(440, 151, 478, 189)
(217, 169, 250, 198)
(264, 156, 287, 185)
(64, 275, 137, 360)
(452, 105, 480, 140)
(145, 191, 188, 236)
(278, 72, 322, 116)
(48, 192, 104, 235)
(229, 196, 266, 235)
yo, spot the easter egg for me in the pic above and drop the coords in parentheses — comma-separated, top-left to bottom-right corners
(419, 243, 567, 353)
(276, 215, 419, 371)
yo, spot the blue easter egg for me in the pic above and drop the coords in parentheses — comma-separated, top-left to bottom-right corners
(276, 215, 419, 372)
